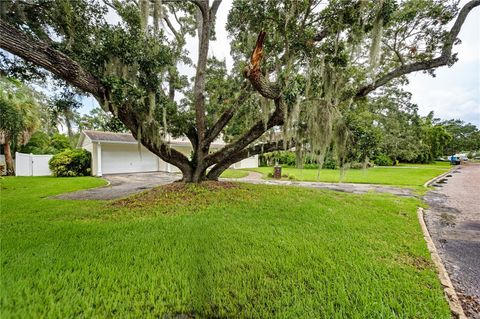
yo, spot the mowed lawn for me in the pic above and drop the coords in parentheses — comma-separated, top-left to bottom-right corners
(0, 177, 450, 318)
(247, 162, 451, 187)
(219, 168, 249, 179)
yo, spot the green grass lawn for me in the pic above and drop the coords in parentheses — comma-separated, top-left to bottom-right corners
(0, 177, 450, 318)
(219, 168, 249, 179)
(247, 162, 451, 187)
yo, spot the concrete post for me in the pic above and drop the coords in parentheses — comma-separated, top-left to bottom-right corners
(97, 142, 102, 176)
(30, 153, 33, 176)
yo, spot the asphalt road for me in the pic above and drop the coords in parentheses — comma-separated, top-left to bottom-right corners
(424, 163, 480, 318)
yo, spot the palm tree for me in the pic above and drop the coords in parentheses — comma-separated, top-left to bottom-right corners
(51, 90, 81, 138)
(0, 77, 41, 175)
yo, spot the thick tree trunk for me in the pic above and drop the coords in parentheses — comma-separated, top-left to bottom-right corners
(3, 138, 14, 176)
(177, 154, 208, 183)
(183, 168, 208, 183)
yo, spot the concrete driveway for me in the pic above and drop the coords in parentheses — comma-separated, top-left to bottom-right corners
(55, 172, 180, 200)
(424, 163, 480, 318)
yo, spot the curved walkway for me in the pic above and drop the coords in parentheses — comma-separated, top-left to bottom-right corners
(54, 172, 180, 200)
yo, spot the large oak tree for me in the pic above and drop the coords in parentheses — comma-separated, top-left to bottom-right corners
(1, 0, 478, 182)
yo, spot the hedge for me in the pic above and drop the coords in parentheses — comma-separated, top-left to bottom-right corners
(49, 149, 92, 177)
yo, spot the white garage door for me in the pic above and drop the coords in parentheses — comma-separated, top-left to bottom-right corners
(101, 144, 158, 174)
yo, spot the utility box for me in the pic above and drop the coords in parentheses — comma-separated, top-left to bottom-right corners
(273, 165, 282, 179)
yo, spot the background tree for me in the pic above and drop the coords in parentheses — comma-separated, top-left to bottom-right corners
(78, 107, 128, 133)
(347, 89, 452, 164)
(20, 131, 72, 154)
(0, 77, 41, 175)
(440, 119, 480, 155)
(51, 89, 81, 138)
(0, 0, 478, 182)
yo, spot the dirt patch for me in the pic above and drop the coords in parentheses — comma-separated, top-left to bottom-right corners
(112, 181, 240, 210)
(396, 254, 432, 270)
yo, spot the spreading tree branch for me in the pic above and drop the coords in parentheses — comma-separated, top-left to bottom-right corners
(205, 99, 284, 167)
(0, 19, 193, 174)
(210, 0, 222, 17)
(242, 31, 281, 99)
(187, 0, 207, 14)
(185, 125, 198, 150)
(355, 0, 480, 98)
(0, 20, 105, 98)
(163, 16, 181, 42)
(206, 31, 286, 167)
(115, 106, 192, 175)
(203, 82, 249, 147)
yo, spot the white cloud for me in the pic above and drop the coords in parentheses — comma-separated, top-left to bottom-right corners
(406, 2, 480, 127)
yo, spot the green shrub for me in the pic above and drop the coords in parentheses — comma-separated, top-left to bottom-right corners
(322, 158, 337, 169)
(267, 172, 274, 178)
(350, 162, 374, 169)
(374, 154, 393, 166)
(49, 149, 91, 177)
(260, 151, 296, 166)
(303, 163, 319, 169)
(288, 174, 296, 180)
(281, 173, 289, 178)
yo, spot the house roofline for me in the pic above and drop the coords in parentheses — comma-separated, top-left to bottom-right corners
(77, 130, 225, 148)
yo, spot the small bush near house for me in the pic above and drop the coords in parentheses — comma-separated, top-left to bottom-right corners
(374, 154, 394, 166)
(288, 174, 296, 180)
(49, 149, 91, 177)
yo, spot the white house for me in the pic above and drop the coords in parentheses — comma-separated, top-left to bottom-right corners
(77, 130, 258, 176)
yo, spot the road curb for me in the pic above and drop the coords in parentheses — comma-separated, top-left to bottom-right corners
(102, 176, 111, 187)
(417, 207, 466, 319)
(423, 165, 458, 188)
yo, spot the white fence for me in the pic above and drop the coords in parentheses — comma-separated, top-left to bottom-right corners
(0, 154, 5, 175)
(15, 152, 53, 176)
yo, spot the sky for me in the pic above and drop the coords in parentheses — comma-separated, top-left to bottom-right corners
(81, 0, 480, 127)
(406, 1, 480, 127)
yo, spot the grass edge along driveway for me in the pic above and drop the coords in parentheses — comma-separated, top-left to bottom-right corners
(1, 177, 451, 318)
(245, 162, 451, 187)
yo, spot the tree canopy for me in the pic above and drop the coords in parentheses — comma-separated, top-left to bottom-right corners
(1, 0, 478, 182)
(0, 77, 42, 174)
